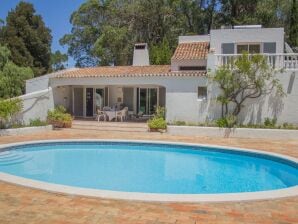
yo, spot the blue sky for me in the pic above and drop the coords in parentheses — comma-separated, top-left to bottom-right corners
(0, 0, 85, 67)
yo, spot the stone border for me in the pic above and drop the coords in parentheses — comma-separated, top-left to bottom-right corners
(0, 125, 53, 136)
(168, 125, 298, 139)
(0, 139, 297, 203)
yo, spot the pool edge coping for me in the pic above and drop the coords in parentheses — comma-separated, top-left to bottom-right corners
(0, 139, 297, 203)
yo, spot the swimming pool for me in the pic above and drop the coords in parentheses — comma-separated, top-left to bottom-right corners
(0, 140, 297, 202)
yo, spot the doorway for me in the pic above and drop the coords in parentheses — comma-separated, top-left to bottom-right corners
(73, 88, 83, 117)
(137, 88, 158, 115)
(86, 88, 94, 117)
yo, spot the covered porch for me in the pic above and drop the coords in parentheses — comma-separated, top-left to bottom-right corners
(53, 85, 166, 120)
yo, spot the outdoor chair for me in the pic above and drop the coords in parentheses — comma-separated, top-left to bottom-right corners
(116, 107, 128, 122)
(96, 109, 107, 122)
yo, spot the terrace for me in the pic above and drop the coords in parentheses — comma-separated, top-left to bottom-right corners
(0, 127, 297, 224)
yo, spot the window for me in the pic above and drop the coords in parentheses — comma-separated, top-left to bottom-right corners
(198, 87, 207, 100)
(222, 43, 235, 54)
(263, 42, 276, 53)
(179, 66, 206, 71)
(237, 44, 260, 54)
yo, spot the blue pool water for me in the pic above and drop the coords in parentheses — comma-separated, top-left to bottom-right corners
(0, 142, 297, 194)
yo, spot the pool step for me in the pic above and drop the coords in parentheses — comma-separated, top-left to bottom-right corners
(0, 151, 32, 166)
(72, 120, 149, 133)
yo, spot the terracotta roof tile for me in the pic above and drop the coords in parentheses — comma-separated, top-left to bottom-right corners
(54, 65, 206, 78)
(172, 42, 209, 60)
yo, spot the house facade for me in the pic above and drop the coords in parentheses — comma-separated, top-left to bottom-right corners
(21, 26, 298, 124)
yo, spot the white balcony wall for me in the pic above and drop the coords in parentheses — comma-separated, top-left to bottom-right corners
(17, 88, 54, 124)
(210, 28, 284, 54)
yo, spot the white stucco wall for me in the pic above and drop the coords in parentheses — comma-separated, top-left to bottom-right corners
(26, 75, 50, 94)
(204, 71, 298, 125)
(237, 71, 298, 124)
(17, 88, 54, 124)
(49, 70, 298, 125)
(171, 59, 207, 71)
(52, 86, 72, 112)
(26, 68, 79, 94)
(210, 28, 284, 54)
(50, 76, 207, 123)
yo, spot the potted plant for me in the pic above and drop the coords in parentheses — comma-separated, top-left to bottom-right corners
(47, 106, 73, 128)
(147, 106, 167, 132)
(148, 117, 167, 132)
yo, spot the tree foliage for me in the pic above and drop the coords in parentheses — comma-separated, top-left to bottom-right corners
(60, 0, 220, 67)
(59, 0, 106, 67)
(289, 0, 298, 48)
(212, 53, 284, 123)
(50, 50, 68, 72)
(0, 45, 33, 99)
(61, 0, 296, 67)
(0, 1, 52, 76)
(0, 98, 23, 121)
(150, 38, 172, 65)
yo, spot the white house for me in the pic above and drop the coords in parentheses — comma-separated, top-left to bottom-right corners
(21, 26, 298, 125)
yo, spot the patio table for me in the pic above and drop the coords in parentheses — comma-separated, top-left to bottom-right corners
(104, 110, 117, 121)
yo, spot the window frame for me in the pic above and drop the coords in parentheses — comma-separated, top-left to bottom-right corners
(197, 86, 207, 101)
(236, 43, 262, 54)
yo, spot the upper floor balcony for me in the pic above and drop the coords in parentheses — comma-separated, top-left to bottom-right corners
(215, 53, 298, 71)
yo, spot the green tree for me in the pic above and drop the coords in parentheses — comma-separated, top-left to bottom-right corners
(50, 50, 68, 72)
(150, 38, 172, 65)
(93, 25, 132, 65)
(60, 0, 107, 67)
(0, 45, 33, 99)
(289, 0, 298, 48)
(62, 0, 295, 66)
(0, 1, 52, 76)
(218, 0, 259, 26)
(211, 53, 284, 123)
(61, 0, 210, 67)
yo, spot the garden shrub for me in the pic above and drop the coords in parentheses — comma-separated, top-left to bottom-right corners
(215, 115, 237, 128)
(29, 118, 48, 127)
(148, 106, 167, 130)
(264, 117, 277, 128)
(0, 98, 23, 128)
(155, 106, 166, 119)
(148, 117, 167, 130)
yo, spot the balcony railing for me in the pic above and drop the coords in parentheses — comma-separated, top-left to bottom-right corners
(215, 53, 298, 70)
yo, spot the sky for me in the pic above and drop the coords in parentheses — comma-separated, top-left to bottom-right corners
(0, 0, 85, 67)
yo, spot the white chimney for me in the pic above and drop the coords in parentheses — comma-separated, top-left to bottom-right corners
(133, 43, 149, 66)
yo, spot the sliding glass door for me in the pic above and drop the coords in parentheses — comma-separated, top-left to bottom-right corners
(73, 88, 83, 117)
(86, 88, 94, 117)
(138, 88, 158, 115)
(95, 88, 105, 111)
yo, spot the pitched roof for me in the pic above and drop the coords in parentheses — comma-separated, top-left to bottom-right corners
(172, 42, 209, 60)
(54, 65, 206, 78)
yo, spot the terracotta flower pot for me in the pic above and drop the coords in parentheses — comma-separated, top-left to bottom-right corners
(48, 120, 64, 128)
(63, 121, 72, 128)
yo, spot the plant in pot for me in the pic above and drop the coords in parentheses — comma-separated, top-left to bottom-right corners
(147, 106, 167, 132)
(47, 106, 73, 128)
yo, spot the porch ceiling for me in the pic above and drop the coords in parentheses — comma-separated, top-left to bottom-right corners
(53, 65, 206, 78)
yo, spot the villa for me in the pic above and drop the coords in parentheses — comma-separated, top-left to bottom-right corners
(21, 25, 298, 124)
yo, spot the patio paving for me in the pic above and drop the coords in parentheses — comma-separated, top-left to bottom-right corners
(0, 126, 298, 223)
